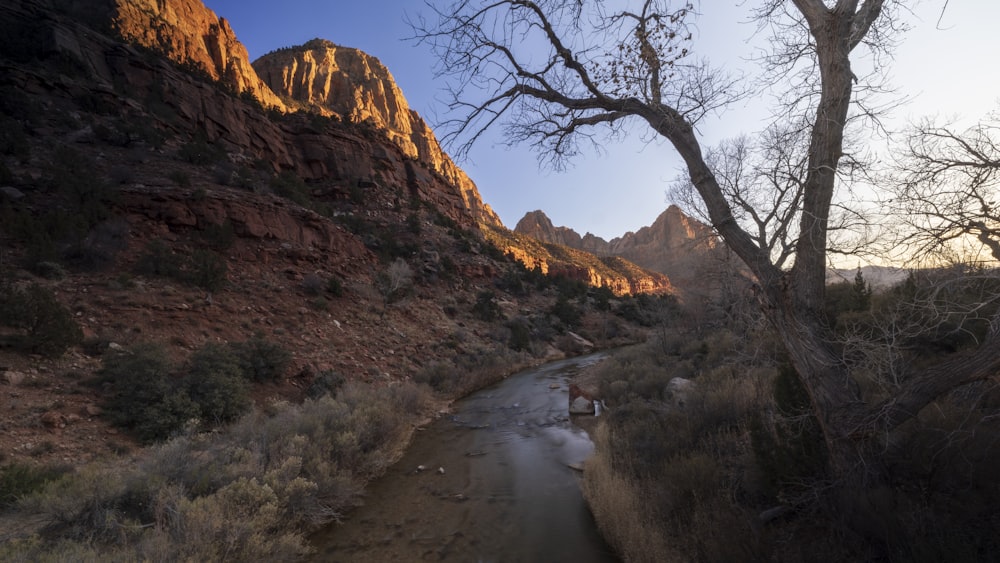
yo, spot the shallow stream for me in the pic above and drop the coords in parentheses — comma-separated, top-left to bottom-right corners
(309, 353, 620, 562)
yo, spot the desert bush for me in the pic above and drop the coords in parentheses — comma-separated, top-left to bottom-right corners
(507, 316, 532, 351)
(412, 361, 456, 394)
(187, 249, 227, 292)
(583, 424, 677, 563)
(177, 134, 225, 166)
(1, 362, 439, 561)
(167, 169, 191, 187)
(549, 295, 582, 329)
(326, 276, 344, 297)
(0, 282, 82, 357)
(48, 146, 119, 230)
(134, 239, 182, 278)
(306, 370, 345, 399)
(230, 336, 291, 383)
(63, 218, 129, 271)
(99, 343, 198, 443)
(0, 116, 29, 157)
(199, 220, 235, 251)
(472, 289, 503, 321)
(0, 462, 71, 509)
(375, 258, 413, 313)
(300, 272, 324, 296)
(185, 344, 251, 424)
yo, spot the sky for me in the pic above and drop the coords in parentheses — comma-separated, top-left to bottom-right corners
(202, 0, 1000, 241)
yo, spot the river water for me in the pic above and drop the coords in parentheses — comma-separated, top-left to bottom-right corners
(309, 353, 620, 562)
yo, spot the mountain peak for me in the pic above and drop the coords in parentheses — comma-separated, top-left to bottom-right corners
(253, 40, 502, 227)
(113, 0, 286, 110)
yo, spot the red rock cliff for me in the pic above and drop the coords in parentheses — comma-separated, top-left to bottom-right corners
(253, 39, 502, 228)
(112, 0, 286, 111)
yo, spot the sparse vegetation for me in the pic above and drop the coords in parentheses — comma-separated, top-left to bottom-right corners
(0, 281, 82, 357)
(230, 336, 292, 383)
(0, 378, 433, 561)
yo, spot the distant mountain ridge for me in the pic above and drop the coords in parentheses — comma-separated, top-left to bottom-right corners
(515, 206, 721, 287)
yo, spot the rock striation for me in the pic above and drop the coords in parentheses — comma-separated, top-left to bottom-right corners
(253, 39, 502, 227)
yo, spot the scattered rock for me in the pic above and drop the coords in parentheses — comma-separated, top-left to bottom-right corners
(437, 466, 445, 475)
(566, 331, 594, 350)
(40, 411, 67, 429)
(666, 377, 696, 409)
(84, 404, 103, 417)
(549, 382, 560, 389)
(2, 371, 27, 386)
(568, 383, 596, 415)
(0, 186, 25, 200)
(416, 465, 426, 472)
(569, 396, 595, 415)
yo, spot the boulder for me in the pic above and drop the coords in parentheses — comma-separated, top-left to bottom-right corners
(40, 411, 67, 429)
(568, 383, 596, 415)
(665, 377, 696, 409)
(1, 370, 27, 386)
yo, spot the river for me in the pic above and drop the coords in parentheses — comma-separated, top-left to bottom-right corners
(309, 353, 620, 562)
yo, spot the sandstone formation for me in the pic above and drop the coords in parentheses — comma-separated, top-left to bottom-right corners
(111, 0, 286, 110)
(483, 224, 673, 295)
(515, 206, 721, 287)
(253, 39, 502, 227)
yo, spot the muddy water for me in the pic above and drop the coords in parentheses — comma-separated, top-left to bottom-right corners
(309, 353, 620, 562)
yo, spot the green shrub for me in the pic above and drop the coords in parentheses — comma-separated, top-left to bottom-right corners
(48, 146, 119, 230)
(99, 343, 198, 443)
(199, 220, 235, 251)
(187, 249, 227, 291)
(168, 169, 191, 187)
(507, 316, 532, 351)
(178, 134, 226, 166)
(0, 116, 29, 157)
(750, 364, 828, 499)
(0, 282, 82, 357)
(0, 462, 71, 508)
(185, 343, 251, 424)
(306, 370, 345, 399)
(472, 289, 503, 321)
(300, 273, 324, 296)
(326, 276, 344, 297)
(134, 239, 183, 278)
(549, 295, 582, 329)
(230, 336, 291, 383)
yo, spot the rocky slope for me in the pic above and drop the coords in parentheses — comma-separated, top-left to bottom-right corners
(515, 206, 721, 288)
(253, 39, 502, 228)
(0, 0, 664, 470)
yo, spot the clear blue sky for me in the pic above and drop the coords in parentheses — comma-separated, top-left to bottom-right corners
(203, 0, 1000, 240)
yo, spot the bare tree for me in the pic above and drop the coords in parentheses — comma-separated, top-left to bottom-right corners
(891, 112, 1000, 262)
(376, 258, 414, 317)
(414, 0, 1000, 476)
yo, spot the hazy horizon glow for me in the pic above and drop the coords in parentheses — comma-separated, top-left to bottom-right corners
(203, 0, 1000, 241)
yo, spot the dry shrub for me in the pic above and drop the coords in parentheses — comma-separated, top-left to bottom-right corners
(5, 379, 434, 560)
(583, 423, 678, 563)
(587, 330, 778, 561)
